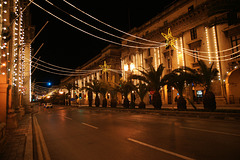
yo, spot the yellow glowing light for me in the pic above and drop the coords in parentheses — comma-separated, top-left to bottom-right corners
(161, 28, 178, 50)
(124, 64, 128, 71)
(99, 61, 111, 72)
(130, 63, 135, 71)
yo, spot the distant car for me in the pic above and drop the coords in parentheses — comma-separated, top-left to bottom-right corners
(45, 103, 53, 108)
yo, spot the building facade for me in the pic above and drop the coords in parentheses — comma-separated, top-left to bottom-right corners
(0, 0, 34, 123)
(121, 0, 240, 105)
(60, 44, 122, 105)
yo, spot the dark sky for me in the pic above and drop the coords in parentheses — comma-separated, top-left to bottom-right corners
(30, 0, 176, 86)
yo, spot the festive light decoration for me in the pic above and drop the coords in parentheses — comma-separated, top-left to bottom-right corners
(205, 27, 211, 62)
(46, 0, 160, 47)
(34, 2, 240, 58)
(99, 61, 111, 72)
(161, 28, 178, 50)
(32, 1, 165, 49)
(63, 0, 162, 45)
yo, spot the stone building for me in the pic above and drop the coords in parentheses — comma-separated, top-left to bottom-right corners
(60, 44, 122, 105)
(0, 0, 34, 124)
(121, 0, 240, 105)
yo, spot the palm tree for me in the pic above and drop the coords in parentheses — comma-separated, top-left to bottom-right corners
(99, 81, 108, 107)
(135, 82, 149, 109)
(108, 83, 118, 108)
(117, 80, 135, 108)
(63, 83, 78, 105)
(162, 68, 196, 110)
(130, 63, 165, 109)
(196, 60, 219, 111)
(82, 79, 101, 107)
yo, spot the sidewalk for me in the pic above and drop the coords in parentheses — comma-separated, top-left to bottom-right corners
(73, 103, 240, 110)
(76, 103, 240, 121)
(0, 113, 32, 160)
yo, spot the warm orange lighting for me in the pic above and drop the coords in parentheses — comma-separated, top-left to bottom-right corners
(130, 63, 135, 71)
(124, 64, 128, 71)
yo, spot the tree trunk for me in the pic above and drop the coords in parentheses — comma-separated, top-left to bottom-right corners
(139, 101, 146, 109)
(203, 91, 216, 111)
(88, 91, 93, 107)
(111, 98, 117, 108)
(177, 96, 187, 110)
(152, 91, 162, 109)
(102, 98, 107, 107)
(123, 98, 129, 108)
(95, 95, 100, 107)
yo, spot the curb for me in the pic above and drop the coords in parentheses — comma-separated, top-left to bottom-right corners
(33, 115, 51, 160)
(78, 107, 240, 121)
(24, 114, 33, 160)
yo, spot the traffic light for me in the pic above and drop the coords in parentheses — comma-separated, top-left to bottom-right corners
(79, 93, 82, 99)
(47, 82, 51, 86)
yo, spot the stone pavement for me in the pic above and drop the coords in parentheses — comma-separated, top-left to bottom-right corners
(0, 113, 32, 160)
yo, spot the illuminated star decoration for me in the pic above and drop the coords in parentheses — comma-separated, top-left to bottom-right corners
(99, 61, 111, 72)
(161, 28, 178, 50)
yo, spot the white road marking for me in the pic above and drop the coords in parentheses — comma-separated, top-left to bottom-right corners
(180, 126, 240, 137)
(57, 114, 72, 120)
(64, 116, 72, 120)
(81, 122, 99, 129)
(127, 138, 195, 160)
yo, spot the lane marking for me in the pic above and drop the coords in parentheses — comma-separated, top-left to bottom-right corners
(81, 122, 99, 129)
(180, 126, 240, 137)
(127, 138, 195, 160)
(64, 116, 72, 120)
(57, 114, 72, 120)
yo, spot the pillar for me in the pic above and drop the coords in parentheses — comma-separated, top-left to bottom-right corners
(0, 75, 8, 123)
(23, 42, 31, 105)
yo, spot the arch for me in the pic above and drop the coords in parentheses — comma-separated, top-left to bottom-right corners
(225, 68, 240, 104)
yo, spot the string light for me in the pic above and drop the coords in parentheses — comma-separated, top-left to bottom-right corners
(205, 27, 211, 62)
(30, 56, 102, 72)
(30, 59, 102, 74)
(63, 0, 162, 45)
(181, 48, 240, 62)
(46, 0, 159, 47)
(32, 1, 164, 49)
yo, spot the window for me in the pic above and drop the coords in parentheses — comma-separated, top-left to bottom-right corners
(192, 47, 200, 63)
(230, 35, 240, 58)
(148, 49, 151, 56)
(190, 28, 197, 40)
(188, 5, 194, 13)
(167, 58, 171, 69)
(164, 20, 168, 26)
(228, 10, 238, 26)
(129, 55, 131, 61)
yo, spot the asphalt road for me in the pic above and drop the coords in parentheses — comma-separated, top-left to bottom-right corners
(34, 105, 240, 160)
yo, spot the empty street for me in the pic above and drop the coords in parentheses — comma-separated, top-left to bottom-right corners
(34, 106, 240, 160)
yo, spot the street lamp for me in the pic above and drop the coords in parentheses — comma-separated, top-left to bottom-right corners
(124, 64, 128, 72)
(124, 63, 135, 72)
(34, 81, 52, 86)
(130, 63, 135, 71)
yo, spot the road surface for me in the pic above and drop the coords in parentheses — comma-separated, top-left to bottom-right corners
(34, 105, 240, 160)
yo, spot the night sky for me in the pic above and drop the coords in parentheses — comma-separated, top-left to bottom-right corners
(30, 0, 176, 86)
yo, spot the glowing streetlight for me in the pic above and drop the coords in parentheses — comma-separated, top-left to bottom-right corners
(124, 64, 128, 71)
(130, 63, 135, 71)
